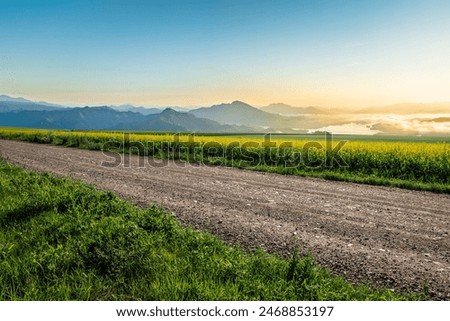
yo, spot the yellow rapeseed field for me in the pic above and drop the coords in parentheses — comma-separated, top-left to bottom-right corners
(0, 127, 449, 190)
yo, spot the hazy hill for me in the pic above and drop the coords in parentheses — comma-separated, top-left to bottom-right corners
(189, 100, 326, 131)
(0, 95, 33, 104)
(190, 101, 285, 127)
(0, 107, 143, 130)
(358, 103, 450, 114)
(117, 108, 254, 132)
(0, 94, 63, 106)
(421, 117, 450, 123)
(0, 95, 64, 113)
(109, 105, 163, 116)
(260, 103, 324, 115)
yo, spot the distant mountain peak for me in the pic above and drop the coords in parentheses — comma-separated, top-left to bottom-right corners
(161, 107, 177, 114)
(210, 100, 256, 110)
(230, 100, 253, 107)
(189, 100, 278, 127)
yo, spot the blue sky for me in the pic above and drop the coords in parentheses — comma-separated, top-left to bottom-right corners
(1, 0, 450, 107)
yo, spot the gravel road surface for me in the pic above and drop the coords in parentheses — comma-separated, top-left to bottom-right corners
(1, 139, 449, 299)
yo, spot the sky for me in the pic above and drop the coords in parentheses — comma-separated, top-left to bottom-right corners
(1, 0, 450, 108)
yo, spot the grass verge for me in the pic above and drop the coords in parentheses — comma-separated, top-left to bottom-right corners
(0, 158, 422, 300)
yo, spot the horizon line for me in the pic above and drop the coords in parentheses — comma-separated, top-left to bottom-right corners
(2, 93, 450, 111)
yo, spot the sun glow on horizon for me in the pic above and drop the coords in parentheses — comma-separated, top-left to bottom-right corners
(1, 1, 450, 109)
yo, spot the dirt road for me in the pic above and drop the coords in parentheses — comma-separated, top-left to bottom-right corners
(1, 139, 449, 299)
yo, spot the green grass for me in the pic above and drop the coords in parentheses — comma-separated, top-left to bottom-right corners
(0, 158, 422, 300)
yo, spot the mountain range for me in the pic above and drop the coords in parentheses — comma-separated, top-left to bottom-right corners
(0, 96, 259, 132)
(1, 95, 449, 135)
(0, 95, 320, 132)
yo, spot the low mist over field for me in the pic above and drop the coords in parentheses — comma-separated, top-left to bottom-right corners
(307, 110, 450, 136)
(258, 102, 450, 135)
